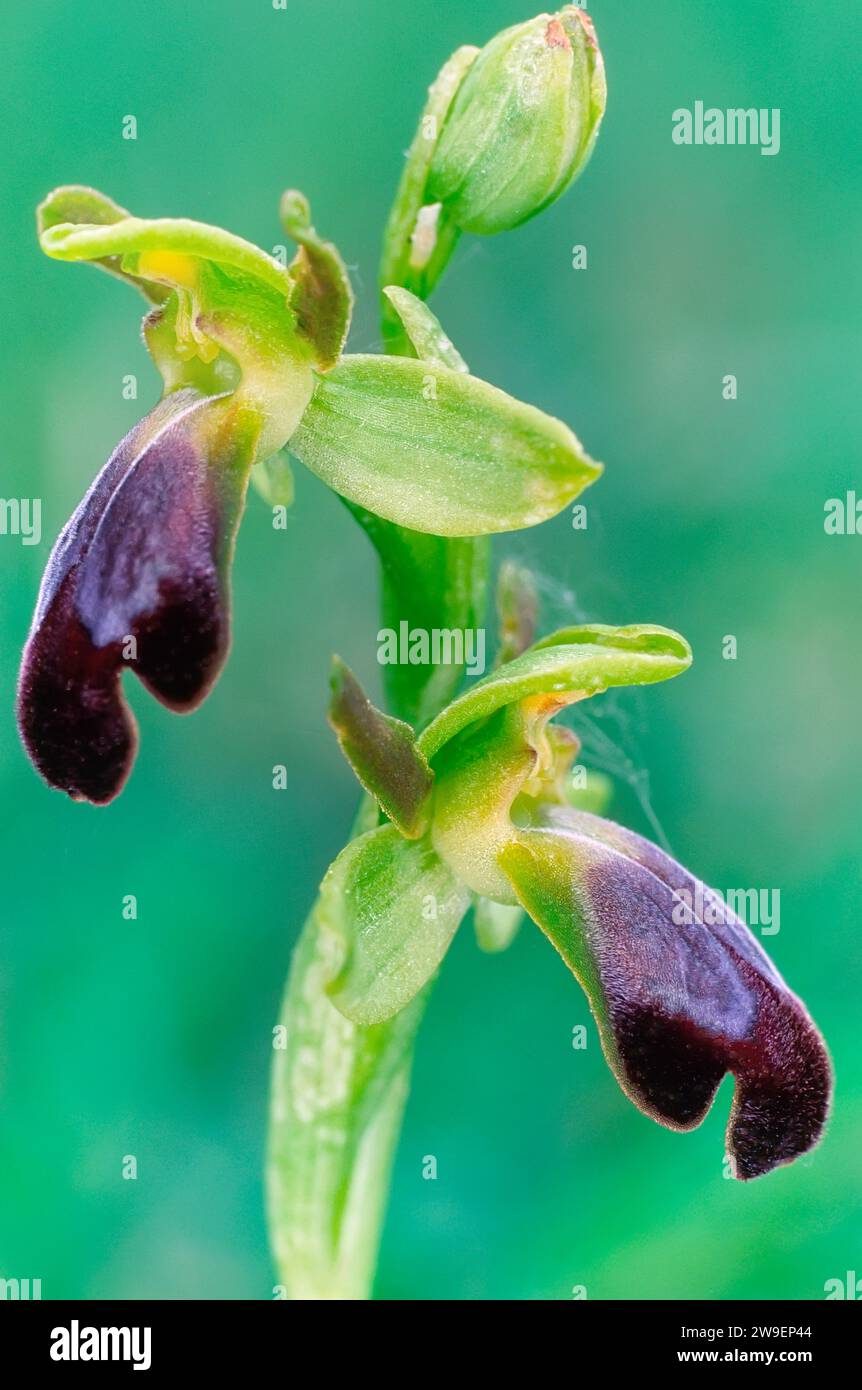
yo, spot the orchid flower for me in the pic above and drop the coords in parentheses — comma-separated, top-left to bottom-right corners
(18, 189, 599, 803)
(319, 623, 831, 1180)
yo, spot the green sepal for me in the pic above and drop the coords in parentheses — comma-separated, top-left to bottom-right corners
(281, 190, 353, 370)
(39, 201, 296, 298)
(426, 625, 691, 900)
(290, 353, 601, 537)
(328, 658, 434, 838)
(322, 826, 471, 1025)
(37, 186, 170, 303)
(419, 624, 692, 761)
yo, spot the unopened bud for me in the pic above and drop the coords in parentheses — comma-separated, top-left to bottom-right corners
(427, 7, 606, 235)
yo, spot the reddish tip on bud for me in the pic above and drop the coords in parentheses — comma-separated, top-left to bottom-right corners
(545, 17, 570, 49)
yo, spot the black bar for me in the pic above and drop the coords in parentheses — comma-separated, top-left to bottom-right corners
(0, 1298, 856, 1374)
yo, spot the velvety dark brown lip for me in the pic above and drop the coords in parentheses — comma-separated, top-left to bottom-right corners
(504, 809, 832, 1179)
(17, 389, 239, 804)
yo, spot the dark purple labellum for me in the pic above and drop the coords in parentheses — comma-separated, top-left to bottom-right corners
(501, 807, 832, 1179)
(17, 389, 248, 804)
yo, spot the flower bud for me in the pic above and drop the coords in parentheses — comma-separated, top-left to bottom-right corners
(426, 6, 606, 235)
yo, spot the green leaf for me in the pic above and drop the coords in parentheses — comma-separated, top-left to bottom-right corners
(379, 44, 478, 352)
(418, 624, 692, 761)
(322, 826, 471, 1025)
(328, 659, 433, 837)
(281, 189, 354, 370)
(381, 287, 467, 372)
(473, 895, 523, 953)
(290, 353, 601, 537)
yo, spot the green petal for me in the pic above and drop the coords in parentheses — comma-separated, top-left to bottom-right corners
(290, 353, 601, 536)
(281, 190, 354, 370)
(322, 826, 471, 1025)
(328, 659, 433, 838)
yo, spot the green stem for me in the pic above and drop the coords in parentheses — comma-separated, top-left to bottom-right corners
(266, 514, 485, 1296)
(266, 47, 486, 1297)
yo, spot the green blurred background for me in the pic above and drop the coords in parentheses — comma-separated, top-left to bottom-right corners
(1, 0, 859, 1300)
